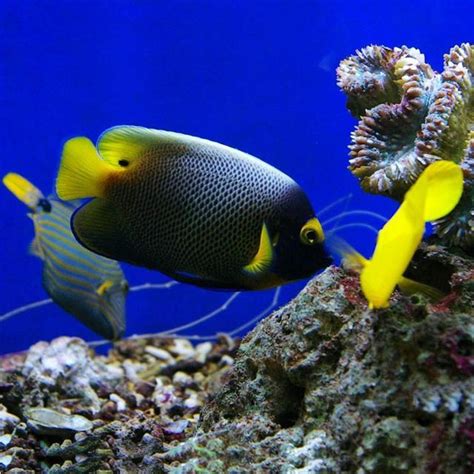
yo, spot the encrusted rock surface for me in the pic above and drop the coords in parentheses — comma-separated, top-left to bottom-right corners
(167, 244, 473, 473)
(0, 245, 472, 473)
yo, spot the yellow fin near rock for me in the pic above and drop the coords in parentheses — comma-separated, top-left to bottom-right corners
(334, 161, 463, 309)
(243, 223, 273, 275)
(398, 276, 444, 301)
(3, 173, 44, 211)
(56, 137, 120, 201)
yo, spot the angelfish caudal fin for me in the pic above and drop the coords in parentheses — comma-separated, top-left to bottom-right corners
(3, 173, 44, 212)
(56, 137, 118, 201)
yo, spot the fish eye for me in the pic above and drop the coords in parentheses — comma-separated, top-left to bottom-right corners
(118, 159, 129, 167)
(305, 229, 318, 243)
(300, 218, 324, 245)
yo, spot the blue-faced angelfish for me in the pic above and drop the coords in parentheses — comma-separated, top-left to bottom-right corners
(334, 161, 464, 309)
(3, 173, 128, 340)
(56, 126, 332, 290)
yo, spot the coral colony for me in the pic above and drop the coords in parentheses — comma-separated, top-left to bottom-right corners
(337, 44, 473, 249)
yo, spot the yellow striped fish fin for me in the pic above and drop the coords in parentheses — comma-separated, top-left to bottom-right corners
(3, 173, 44, 212)
(36, 197, 127, 340)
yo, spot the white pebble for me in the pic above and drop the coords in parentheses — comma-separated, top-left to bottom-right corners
(122, 360, 146, 382)
(219, 355, 234, 366)
(0, 434, 12, 447)
(173, 371, 193, 387)
(0, 404, 20, 430)
(194, 372, 205, 384)
(0, 455, 12, 468)
(184, 393, 201, 409)
(145, 346, 174, 361)
(110, 394, 127, 411)
(195, 342, 213, 363)
(169, 339, 195, 359)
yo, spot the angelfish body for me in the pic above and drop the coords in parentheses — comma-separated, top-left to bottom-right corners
(3, 173, 128, 340)
(57, 126, 332, 289)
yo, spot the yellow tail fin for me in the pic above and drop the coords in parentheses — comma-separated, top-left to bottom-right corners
(3, 173, 44, 211)
(56, 137, 115, 200)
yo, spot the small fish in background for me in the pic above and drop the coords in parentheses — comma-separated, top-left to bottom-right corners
(56, 126, 333, 290)
(2, 173, 128, 340)
(333, 161, 464, 309)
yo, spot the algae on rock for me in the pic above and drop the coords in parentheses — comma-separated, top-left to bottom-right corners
(167, 244, 474, 473)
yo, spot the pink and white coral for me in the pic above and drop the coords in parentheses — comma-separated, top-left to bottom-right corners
(337, 43, 473, 249)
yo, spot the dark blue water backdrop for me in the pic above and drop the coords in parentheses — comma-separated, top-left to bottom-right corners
(0, 0, 471, 353)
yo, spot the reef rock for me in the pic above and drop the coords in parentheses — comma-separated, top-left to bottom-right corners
(167, 244, 474, 473)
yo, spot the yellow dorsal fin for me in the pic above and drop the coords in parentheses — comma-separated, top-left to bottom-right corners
(97, 125, 174, 166)
(3, 173, 44, 211)
(56, 137, 119, 200)
(243, 223, 273, 275)
(96, 280, 114, 296)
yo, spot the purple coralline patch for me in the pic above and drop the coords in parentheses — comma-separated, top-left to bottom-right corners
(443, 330, 474, 376)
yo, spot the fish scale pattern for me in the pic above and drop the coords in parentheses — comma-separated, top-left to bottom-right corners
(110, 141, 298, 287)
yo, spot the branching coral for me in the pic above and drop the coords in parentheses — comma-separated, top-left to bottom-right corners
(337, 44, 473, 249)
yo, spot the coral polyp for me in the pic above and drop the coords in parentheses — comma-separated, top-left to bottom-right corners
(337, 44, 473, 249)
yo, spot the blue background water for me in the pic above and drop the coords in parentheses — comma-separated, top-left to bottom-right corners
(0, 0, 471, 354)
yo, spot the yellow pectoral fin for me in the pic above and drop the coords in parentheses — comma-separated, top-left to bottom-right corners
(56, 137, 118, 201)
(243, 223, 273, 275)
(96, 280, 114, 296)
(3, 173, 44, 210)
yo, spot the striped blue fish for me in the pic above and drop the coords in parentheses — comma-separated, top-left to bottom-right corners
(3, 173, 128, 340)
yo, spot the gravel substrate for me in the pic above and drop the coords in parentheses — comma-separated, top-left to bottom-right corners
(0, 334, 238, 472)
